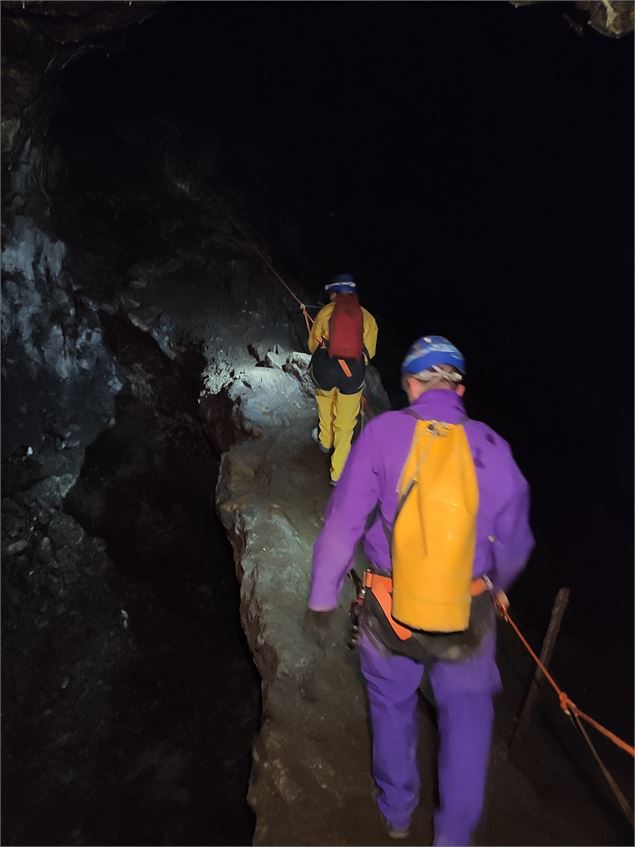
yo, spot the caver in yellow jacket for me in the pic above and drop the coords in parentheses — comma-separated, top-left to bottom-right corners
(308, 275, 378, 484)
(308, 300, 378, 363)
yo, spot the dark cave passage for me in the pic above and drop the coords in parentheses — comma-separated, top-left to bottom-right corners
(2, 2, 633, 845)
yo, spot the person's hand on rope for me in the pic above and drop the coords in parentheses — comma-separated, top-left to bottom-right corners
(303, 608, 337, 649)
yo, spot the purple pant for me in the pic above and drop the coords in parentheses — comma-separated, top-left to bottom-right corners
(360, 631, 498, 845)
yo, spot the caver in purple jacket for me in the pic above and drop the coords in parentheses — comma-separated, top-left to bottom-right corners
(308, 389, 534, 843)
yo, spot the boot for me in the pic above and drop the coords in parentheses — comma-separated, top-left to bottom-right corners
(311, 426, 331, 454)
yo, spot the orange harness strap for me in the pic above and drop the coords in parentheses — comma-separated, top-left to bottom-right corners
(317, 339, 353, 379)
(362, 571, 487, 641)
(338, 359, 353, 378)
(363, 571, 412, 640)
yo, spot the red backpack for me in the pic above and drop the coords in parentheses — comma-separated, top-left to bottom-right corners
(328, 294, 363, 360)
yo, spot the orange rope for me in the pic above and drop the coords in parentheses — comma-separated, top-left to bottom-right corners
(573, 706, 635, 758)
(495, 598, 635, 758)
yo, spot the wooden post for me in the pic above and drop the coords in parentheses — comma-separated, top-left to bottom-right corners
(510, 587, 570, 752)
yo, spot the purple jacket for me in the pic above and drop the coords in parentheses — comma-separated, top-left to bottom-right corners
(309, 389, 534, 611)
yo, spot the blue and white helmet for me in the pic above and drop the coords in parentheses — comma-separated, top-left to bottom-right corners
(325, 273, 356, 295)
(401, 335, 465, 379)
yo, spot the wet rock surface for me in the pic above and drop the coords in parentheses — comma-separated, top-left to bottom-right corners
(1, 313, 261, 845)
(2, 83, 303, 845)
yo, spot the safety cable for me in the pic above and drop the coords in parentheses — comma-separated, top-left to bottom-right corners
(493, 597, 634, 824)
(568, 710, 635, 827)
(495, 598, 634, 758)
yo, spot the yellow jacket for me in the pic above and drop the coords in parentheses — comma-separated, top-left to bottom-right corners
(308, 301, 378, 361)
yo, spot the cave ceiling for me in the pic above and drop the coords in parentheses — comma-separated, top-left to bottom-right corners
(1, 0, 632, 166)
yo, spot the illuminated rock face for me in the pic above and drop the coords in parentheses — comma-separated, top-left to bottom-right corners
(575, 0, 634, 36)
(510, 0, 634, 37)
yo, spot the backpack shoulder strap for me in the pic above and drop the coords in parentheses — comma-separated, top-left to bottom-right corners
(378, 411, 429, 546)
(392, 408, 470, 525)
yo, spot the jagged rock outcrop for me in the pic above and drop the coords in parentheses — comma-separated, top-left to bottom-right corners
(510, 0, 634, 37)
(577, 0, 634, 36)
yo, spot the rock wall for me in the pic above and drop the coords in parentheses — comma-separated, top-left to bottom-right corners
(510, 0, 634, 37)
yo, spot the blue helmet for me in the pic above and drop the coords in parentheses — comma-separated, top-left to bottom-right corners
(401, 335, 466, 377)
(325, 273, 356, 295)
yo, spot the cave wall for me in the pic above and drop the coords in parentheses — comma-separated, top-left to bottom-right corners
(1, 6, 323, 842)
(511, 0, 634, 38)
(1, 2, 158, 469)
(1, 3, 633, 844)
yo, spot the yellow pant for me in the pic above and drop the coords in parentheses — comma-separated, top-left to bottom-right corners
(315, 388, 362, 482)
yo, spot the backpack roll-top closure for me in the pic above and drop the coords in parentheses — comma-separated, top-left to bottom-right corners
(327, 294, 364, 360)
(391, 418, 479, 633)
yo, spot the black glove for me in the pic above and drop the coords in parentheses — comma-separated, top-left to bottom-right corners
(302, 608, 336, 649)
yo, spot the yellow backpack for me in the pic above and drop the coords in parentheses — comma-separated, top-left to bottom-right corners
(390, 413, 479, 633)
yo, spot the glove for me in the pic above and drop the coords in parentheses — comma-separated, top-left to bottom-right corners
(302, 608, 336, 649)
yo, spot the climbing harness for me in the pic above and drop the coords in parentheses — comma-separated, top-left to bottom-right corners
(361, 570, 490, 641)
(315, 337, 353, 379)
(346, 568, 490, 647)
(348, 567, 634, 823)
(338, 358, 353, 378)
(347, 569, 365, 649)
